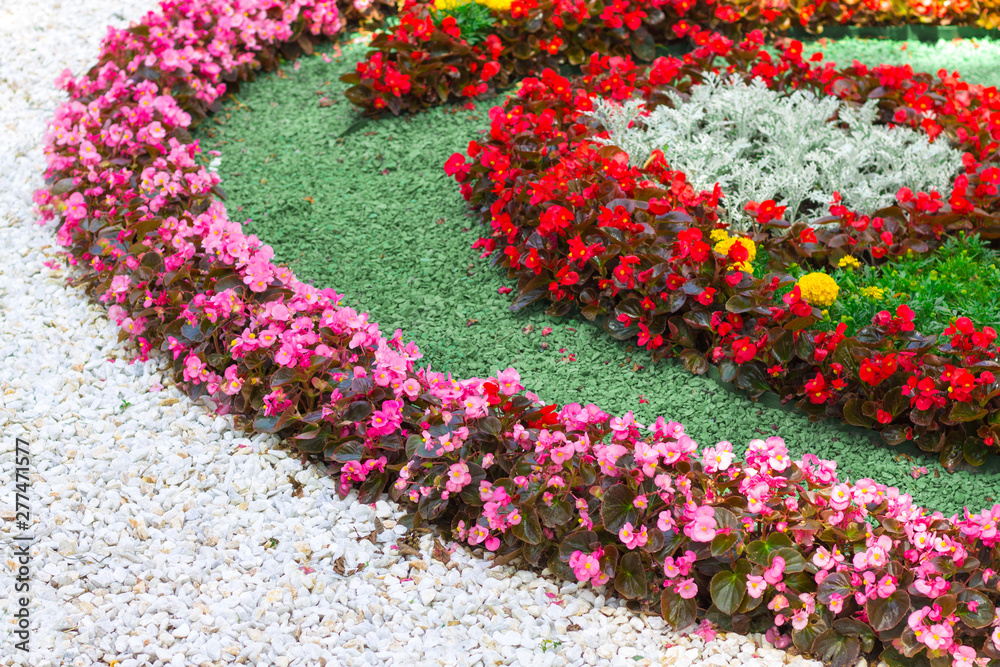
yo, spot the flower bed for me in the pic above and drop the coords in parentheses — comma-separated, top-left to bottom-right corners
(341, 0, 1000, 116)
(447, 30, 1000, 470)
(33, 0, 1000, 665)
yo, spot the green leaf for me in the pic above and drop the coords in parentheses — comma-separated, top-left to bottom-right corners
(357, 471, 387, 504)
(769, 328, 794, 364)
(949, 400, 987, 423)
(817, 572, 853, 606)
(726, 294, 754, 313)
(811, 630, 861, 667)
(844, 398, 875, 428)
(660, 587, 697, 631)
(710, 532, 739, 557)
(964, 436, 989, 467)
(957, 588, 994, 628)
(710, 568, 747, 615)
(880, 646, 930, 667)
(330, 440, 365, 463)
(510, 288, 547, 312)
(600, 484, 638, 534)
(765, 533, 793, 549)
(832, 618, 876, 653)
(479, 415, 502, 437)
(866, 589, 910, 632)
(511, 506, 544, 545)
(774, 547, 806, 573)
(615, 551, 649, 600)
(559, 530, 598, 562)
(792, 617, 828, 654)
(537, 498, 575, 527)
(735, 362, 772, 396)
(270, 366, 299, 387)
(253, 415, 280, 433)
(417, 493, 449, 521)
(344, 400, 373, 422)
(679, 348, 708, 375)
(745, 539, 771, 566)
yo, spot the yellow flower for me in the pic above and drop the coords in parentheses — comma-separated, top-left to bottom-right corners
(709, 228, 730, 244)
(796, 272, 839, 307)
(713, 236, 757, 263)
(859, 286, 885, 301)
(838, 255, 860, 270)
(733, 261, 754, 274)
(436, 0, 512, 9)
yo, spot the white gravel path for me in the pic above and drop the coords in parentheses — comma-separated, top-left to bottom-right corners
(0, 1, 829, 666)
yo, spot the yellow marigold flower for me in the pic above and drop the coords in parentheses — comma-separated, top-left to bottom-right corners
(479, 0, 513, 9)
(709, 228, 730, 244)
(796, 272, 839, 307)
(435, 0, 470, 8)
(713, 236, 757, 263)
(733, 261, 754, 274)
(838, 255, 860, 270)
(859, 286, 885, 301)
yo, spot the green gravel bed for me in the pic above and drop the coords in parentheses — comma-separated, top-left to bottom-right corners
(193, 34, 1000, 517)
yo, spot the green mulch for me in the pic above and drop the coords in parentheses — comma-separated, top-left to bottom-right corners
(192, 33, 1000, 517)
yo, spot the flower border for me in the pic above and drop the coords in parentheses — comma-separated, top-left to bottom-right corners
(342, 0, 998, 116)
(34, 1, 1000, 665)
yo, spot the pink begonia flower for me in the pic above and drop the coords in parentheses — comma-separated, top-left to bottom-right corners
(812, 546, 834, 570)
(496, 367, 522, 395)
(467, 524, 489, 546)
(829, 483, 852, 511)
(619, 522, 648, 550)
(633, 441, 661, 477)
(222, 365, 242, 396)
(952, 645, 976, 667)
(694, 619, 716, 642)
(702, 441, 734, 473)
(993, 627, 1000, 652)
(549, 443, 575, 466)
(633, 494, 648, 509)
(768, 446, 790, 472)
(763, 556, 786, 585)
(853, 478, 880, 504)
(569, 550, 602, 584)
(340, 460, 366, 483)
(791, 609, 810, 631)
(675, 578, 698, 599)
(765, 627, 792, 649)
(684, 505, 717, 542)
(767, 594, 789, 613)
(460, 393, 489, 418)
(110, 274, 131, 294)
(828, 593, 845, 614)
(663, 556, 681, 579)
(657, 510, 674, 533)
(923, 623, 953, 651)
(444, 463, 471, 493)
(654, 473, 674, 492)
(876, 575, 897, 599)
(746, 575, 766, 598)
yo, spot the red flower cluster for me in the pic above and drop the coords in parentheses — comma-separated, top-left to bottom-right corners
(449, 28, 1000, 469)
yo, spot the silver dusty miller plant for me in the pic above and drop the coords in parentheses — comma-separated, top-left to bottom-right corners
(582, 72, 963, 233)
